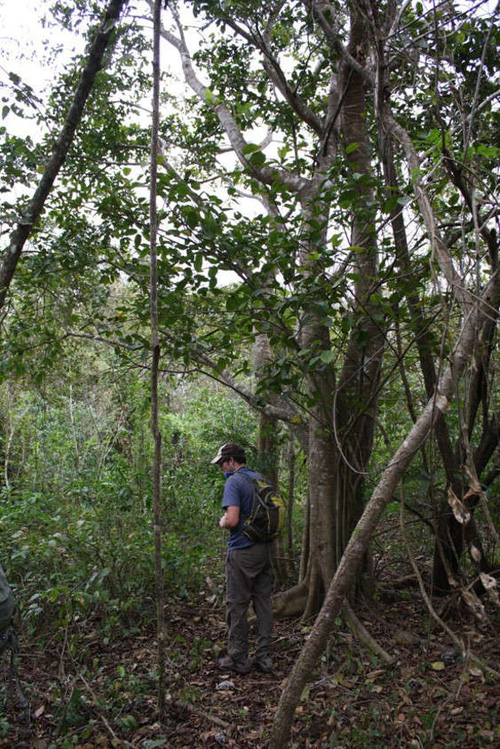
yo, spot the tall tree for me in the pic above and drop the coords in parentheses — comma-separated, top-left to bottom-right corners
(149, 0, 167, 721)
(154, 0, 388, 616)
(2, 0, 497, 628)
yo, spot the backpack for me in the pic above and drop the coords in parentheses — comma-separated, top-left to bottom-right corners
(238, 472, 286, 542)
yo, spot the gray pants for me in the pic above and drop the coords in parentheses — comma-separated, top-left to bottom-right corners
(226, 542, 274, 664)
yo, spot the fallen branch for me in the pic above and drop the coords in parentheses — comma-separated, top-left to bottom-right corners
(167, 696, 231, 730)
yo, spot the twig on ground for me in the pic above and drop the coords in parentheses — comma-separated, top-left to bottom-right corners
(79, 674, 138, 748)
(167, 695, 231, 730)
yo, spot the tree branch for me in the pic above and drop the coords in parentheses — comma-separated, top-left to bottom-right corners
(0, 0, 128, 311)
(304, 0, 375, 85)
(156, 3, 312, 194)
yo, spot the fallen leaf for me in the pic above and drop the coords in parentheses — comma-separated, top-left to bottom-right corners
(431, 661, 446, 671)
(470, 544, 482, 562)
(332, 674, 354, 688)
(33, 704, 46, 718)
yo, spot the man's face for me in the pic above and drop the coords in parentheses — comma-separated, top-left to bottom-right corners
(219, 457, 232, 471)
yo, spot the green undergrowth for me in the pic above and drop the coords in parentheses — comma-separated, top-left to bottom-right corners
(0, 486, 221, 642)
(0, 380, 257, 645)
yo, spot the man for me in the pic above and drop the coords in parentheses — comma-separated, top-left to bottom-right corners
(212, 442, 274, 675)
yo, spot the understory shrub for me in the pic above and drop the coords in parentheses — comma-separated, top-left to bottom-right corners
(0, 486, 220, 638)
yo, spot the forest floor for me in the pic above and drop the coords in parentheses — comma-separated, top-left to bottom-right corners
(1, 581, 499, 748)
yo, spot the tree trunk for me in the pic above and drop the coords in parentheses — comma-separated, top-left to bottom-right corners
(269, 259, 500, 748)
(286, 438, 297, 573)
(303, 409, 337, 616)
(279, 5, 384, 619)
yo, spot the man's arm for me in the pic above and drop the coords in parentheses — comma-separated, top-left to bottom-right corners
(219, 505, 240, 529)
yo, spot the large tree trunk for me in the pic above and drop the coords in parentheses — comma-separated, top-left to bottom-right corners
(303, 407, 338, 616)
(269, 259, 500, 749)
(278, 6, 385, 619)
(328, 6, 384, 593)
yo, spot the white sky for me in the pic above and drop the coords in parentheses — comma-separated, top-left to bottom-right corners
(0, 0, 85, 137)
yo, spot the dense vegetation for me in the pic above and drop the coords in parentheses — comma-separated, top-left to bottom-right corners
(0, 372, 260, 627)
(0, 0, 499, 745)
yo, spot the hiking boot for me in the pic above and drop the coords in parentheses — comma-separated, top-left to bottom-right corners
(252, 655, 273, 673)
(217, 654, 251, 675)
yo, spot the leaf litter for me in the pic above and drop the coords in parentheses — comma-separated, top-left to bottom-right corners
(0, 590, 498, 748)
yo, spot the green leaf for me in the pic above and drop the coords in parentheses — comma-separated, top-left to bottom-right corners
(431, 661, 446, 671)
(319, 350, 335, 365)
(248, 151, 266, 167)
(345, 142, 359, 153)
(183, 207, 199, 229)
(242, 143, 260, 155)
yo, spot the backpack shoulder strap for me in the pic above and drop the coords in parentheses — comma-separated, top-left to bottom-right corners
(234, 469, 257, 483)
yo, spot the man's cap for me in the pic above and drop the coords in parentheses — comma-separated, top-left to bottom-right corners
(210, 443, 231, 464)
(210, 442, 246, 464)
